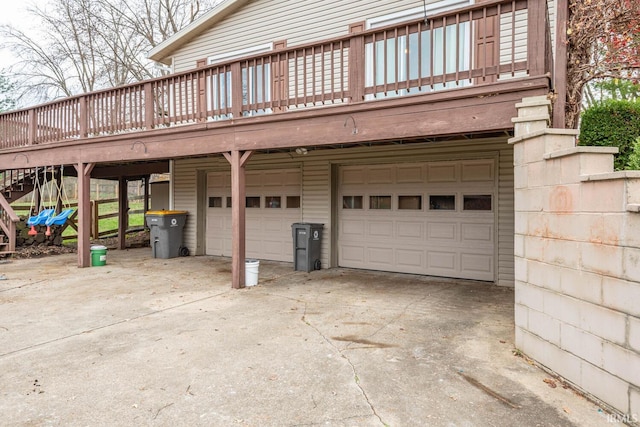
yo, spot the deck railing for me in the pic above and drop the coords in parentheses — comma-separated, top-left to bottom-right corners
(0, 0, 549, 150)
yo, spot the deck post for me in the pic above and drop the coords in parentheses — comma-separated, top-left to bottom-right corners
(118, 176, 127, 250)
(75, 162, 95, 267)
(348, 25, 366, 103)
(223, 150, 253, 289)
(553, 0, 568, 128)
(527, 0, 547, 77)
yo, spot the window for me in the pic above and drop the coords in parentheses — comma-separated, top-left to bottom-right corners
(265, 196, 281, 208)
(226, 196, 232, 208)
(365, 1, 473, 99)
(208, 197, 222, 208)
(370, 196, 391, 209)
(398, 195, 422, 210)
(429, 195, 455, 210)
(342, 196, 363, 209)
(463, 195, 492, 211)
(246, 197, 261, 208)
(286, 196, 301, 208)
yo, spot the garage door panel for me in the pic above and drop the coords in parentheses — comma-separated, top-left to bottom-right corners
(461, 253, 494, 280)
(461, 161, 494, 182)
(368, 247, 394, 266)
(397, 221, 424, 239)
(427, 222, 457, 240)
(368, 221, 393, 238)
(396, 249, 424, 268)
(341, 218, 365, 236)
(397, 165, 423, 183)
(368, 166, 394, 184)
(427, 251, 457, 271)
(341, 168, 365, 185)
(428, 163, 457, 182)
(340, 245, 365, 264)
(461, 223, 494, 243)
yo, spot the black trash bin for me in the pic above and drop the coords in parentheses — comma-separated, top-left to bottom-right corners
(291, 223, 323, 272)
(145, 210, 189, 259)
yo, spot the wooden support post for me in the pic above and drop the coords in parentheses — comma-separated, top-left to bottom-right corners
(348, 25, 366, 104)
(55, 170, 63, 214)
(118, 176, 127, 250)
(74, 162, 95, 267)
(527, 0, 547, 77)
(143, 175, 150, 218)
(223, 150, 253, 289)
(231, 62, 244, 119)
(553, 0, 568, 129)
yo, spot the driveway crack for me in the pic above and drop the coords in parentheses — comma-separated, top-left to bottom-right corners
(301, 302, 388, 427)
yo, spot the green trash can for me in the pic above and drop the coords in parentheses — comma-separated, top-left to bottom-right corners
(145, 210, 189, 259)
(90, 245, 108, 267)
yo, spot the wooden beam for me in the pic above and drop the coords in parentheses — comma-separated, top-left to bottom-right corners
(74, 162, 95, 267)
(553, 0, 568, 128)
(118, 176, 127, 250)
(225, 150, 252, 289)
(527, 0, 547, 77)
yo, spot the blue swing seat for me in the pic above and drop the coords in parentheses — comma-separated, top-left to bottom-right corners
(27, 209, 55, 226)
(45, 208, 75, 226)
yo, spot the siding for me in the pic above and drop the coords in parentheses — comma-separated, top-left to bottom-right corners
(173, 137, 516, 286)
(173, 0, 458, 72)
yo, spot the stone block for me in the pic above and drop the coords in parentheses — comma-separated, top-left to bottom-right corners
(514, 164, 528, 189)
(514, 119, 550, 137)
(543, 291, 581, 327)
(560, 267, 603, 306)
(579, 302, 627, 346)
(515, 281, 544, 312)
(581, 360, 630, 414)
(588, 213, 625, 246)
(514, 234, 525, 257)
(623, 247, 640, 283)
(514, 257, 528, 281)
(527, 259, 561, 292)
(546, 184, 580, 213)
(629, 316, 640, 354)
(580, 180, 627, 212)
(528, 308, 561, 345)
(543, 133, 577, 154)
(603, 277, 640, 318)
(540, 238, 580, 269)
(515, 187, 546, 212)
(560, 323, 603, 367)
(521, 134, 547, 164)
(622, 214, 640, 247)
(518, 328, 582, 386)
(515, 303, 528, 329)
(580, 241, 624, 278)
(630, 387, 640, 420)
(603, 342, 640, 388)
(527, 160, 546, 188)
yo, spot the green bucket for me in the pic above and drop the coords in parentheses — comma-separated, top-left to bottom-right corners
(90, 245, 108, 267)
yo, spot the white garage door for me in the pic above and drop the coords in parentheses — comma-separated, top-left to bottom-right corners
(338, 160, 496, 281)
(206, 169, 301, 262)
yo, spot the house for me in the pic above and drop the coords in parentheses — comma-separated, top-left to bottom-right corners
(3, 0, 640, 421)
(0, 0, 557, 285)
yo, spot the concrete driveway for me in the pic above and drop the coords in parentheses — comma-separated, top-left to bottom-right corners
(0, 249, 611, 426)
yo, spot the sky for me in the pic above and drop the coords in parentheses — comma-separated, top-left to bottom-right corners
(0, 0, 49, 71)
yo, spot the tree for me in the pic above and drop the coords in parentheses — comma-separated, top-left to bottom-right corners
(0, 0, 218, 105)
(564, 0, 640, 128)
(0, 73, 16, 112)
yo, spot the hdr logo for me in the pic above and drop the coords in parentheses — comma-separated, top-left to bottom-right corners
(605, 413, 639, 423)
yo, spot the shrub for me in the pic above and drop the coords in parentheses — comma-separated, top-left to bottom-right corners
(627, 137, 640, 170)
(579, 99, 640, 170)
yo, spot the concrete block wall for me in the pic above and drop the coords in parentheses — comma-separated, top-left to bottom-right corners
(510, 96, 640, 420)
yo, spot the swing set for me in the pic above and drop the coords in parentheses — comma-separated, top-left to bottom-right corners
(27, 166, 75, 236)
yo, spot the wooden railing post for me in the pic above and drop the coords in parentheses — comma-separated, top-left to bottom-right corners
(79, 96, 88, 138)
(527, 0, 547, 77)
(231, 61, 244, 119)
(348, 24, 366, 104)
(144, 82, 155, 130)
(27, 109, 37, 145)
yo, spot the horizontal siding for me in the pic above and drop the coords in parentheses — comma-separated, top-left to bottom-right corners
(173, 137, 515, 285)
(173, 0, 447, 72)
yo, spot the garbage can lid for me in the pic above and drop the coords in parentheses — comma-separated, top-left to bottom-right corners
(145, 210, 189, 216)
(90, 245, 107, 250)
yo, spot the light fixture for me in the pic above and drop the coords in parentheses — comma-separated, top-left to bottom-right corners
(295, 147, 308, 155)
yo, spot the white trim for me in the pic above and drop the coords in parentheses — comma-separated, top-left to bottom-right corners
(366, 0, 473, 29)
(208, 43, 273, 65)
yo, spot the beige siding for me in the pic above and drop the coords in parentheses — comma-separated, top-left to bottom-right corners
(173, 0, 448, 72)
(172, 138, 515, 286)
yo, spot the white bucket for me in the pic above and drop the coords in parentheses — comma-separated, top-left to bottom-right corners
(245, 259, 260, 286)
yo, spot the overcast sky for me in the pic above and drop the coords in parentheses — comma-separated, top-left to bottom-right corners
(0, 0, 48, 71)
